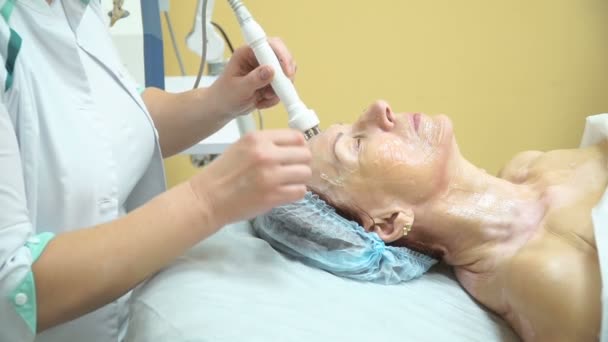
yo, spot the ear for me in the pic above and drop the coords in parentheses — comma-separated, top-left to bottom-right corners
(369, 208, 415, 243)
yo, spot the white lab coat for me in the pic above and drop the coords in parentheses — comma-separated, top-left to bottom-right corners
(0, 0, 165, 341)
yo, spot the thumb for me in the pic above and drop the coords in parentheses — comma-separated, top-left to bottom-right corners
(243, 65, 274, 91)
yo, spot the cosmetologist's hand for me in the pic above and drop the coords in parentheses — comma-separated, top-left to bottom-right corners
(209, 37, 297, 118)
(190, 129, 311, 228)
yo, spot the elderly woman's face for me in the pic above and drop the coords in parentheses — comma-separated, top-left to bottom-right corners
(307, 100, 455, 215)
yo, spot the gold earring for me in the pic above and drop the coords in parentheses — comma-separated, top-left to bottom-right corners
(403, 224, 413, 237)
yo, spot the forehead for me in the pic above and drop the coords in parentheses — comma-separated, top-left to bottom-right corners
(308, 124, 400, 179)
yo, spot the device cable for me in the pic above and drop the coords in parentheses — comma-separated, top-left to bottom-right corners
(193, 0, 209, 89)
(163, 11, 186, 76)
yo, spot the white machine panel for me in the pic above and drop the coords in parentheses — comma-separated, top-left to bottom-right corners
(164, 76, 242, 155)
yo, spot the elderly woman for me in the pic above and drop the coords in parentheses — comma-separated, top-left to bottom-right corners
(259, 100, 605, 342)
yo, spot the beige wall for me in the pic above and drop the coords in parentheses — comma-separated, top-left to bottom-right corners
(162, 0, 608, 187)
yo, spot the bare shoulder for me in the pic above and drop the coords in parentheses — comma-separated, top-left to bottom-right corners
(498, 150, 544, 183)
(501, 233, 601, 341)
(499, 141, 608, 184)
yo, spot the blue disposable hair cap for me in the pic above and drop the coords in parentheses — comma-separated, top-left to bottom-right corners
(252, 192, 438, 284)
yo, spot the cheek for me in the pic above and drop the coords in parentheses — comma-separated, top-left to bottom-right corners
(333, 181, 384, 218)
(363, 140, 448, 197)
(366, 139, 412, 169)
(366, 139, 443, 174)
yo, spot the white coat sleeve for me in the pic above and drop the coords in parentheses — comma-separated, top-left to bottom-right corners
(0, 100, 54, 341)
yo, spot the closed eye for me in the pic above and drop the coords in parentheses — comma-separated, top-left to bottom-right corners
(353, 135, 363, 152)
(354, 136, 364, 167)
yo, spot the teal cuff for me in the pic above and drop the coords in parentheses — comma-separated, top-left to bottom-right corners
(9, 232, 55, 333)
(137, 85, 145, 95)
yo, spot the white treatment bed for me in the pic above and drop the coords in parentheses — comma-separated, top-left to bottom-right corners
(126, 114, 608, 342)
(125, 221, 519, 341)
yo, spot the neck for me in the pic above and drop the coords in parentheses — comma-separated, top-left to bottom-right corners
(408, 154, 546, 270)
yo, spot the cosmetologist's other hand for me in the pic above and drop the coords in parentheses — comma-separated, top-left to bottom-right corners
(190, 129, 311, 228)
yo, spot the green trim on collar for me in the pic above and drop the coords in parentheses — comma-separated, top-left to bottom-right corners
(4, 27, 21, 91)
(0, 0, 16, 22)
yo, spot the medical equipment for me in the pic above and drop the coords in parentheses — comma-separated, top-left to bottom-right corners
(252, 192, 437, 284)
(107, 1, 246, 155)
(194, 0, 322, 140)
(227, 0, 321, 140)
(188, 0, 226, 77)
(111, 0, 318, 156)
(190, 0, 259, 138)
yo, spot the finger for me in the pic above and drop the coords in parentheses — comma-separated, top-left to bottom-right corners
(261, 129, 306, 146)
(273, 184, 308, 204)
(268, 37, 295, 78)
(262, 86, 275, 100)
(234, 45, 259, 71)
(274, 146, 312, 165)
(253, 86, 277, 106)
(290, 63, 297, 82)
(243, 65, 275, 91)
(256, 97, 280, 110)
(275, 165, 312, 185)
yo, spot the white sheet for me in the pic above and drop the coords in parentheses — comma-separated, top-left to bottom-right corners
(126, 222, 518, 341)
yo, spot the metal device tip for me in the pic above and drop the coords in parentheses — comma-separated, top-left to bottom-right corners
(303, 126, 322, 141)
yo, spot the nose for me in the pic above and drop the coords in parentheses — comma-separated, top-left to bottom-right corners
(358, 100, 395, 132)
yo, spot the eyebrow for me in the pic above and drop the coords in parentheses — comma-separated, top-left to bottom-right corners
(332, 132, 344, 162)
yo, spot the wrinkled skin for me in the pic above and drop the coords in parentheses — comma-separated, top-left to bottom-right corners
(308, 100, 607, 342)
